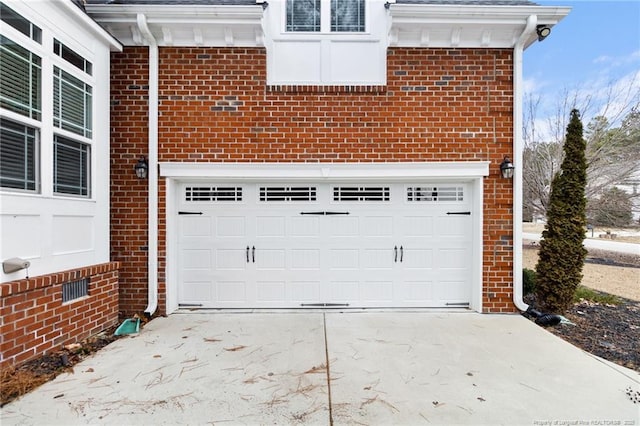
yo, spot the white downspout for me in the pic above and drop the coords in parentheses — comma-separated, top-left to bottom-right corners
(137, 13, 159, 316)
(512, 15, 537, 312)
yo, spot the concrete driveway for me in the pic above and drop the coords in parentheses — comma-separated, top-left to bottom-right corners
(2, 312, 639, 425)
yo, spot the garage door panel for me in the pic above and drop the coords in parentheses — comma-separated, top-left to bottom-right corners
(291, 281, 321, 301)
(256, 216, 286, 237)
(255, 249, 286, 269)
(361, 281, 394, 302)
(433, 280, 468, 301)
(402, 281, 434, 301)
(328, 280, 359, 302)
(402, 216, 433, 237)
(216, 216, 245, 237)
(256, 281, 286, 302)
(362, 216, 393, 236)
(181, 216, 212, 237)
(178, 181, 475, 309)
(290, 216, 320, 237)
(402, 248, 433, 269)
(435, 216, 471, 238)
(182, 249, 212, 269)
(216, 249, 246, 270)
(438, 248, 470, 269)
(291, 249, 320, 269)
(327, 216, 359, 237)
(363, 249, 394, 269)
(218, 281, 246, 302)
(181, 280, 213, 303)
(329, 249, 359, 269)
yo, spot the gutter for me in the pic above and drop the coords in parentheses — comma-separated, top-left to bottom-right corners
(512, 15, 537, 312)
(136, 13, 159, 317)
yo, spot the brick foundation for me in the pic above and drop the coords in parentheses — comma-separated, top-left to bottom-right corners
(0, 262, 120, 369)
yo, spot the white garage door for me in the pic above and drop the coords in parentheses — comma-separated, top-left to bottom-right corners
(177, 182, 473, 309)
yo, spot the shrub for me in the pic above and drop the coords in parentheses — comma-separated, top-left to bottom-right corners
(523, 268, 537, 295)
(535, 109, 588, 313)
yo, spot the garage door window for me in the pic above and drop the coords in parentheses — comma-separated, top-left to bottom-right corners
(407, 186, 464, 202)
(259, 186, 317, 201)
(185, 186, 242, 202)
(333, 186, 390, 201)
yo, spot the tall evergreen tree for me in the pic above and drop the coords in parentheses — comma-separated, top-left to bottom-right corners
(535, 109, 588, 313)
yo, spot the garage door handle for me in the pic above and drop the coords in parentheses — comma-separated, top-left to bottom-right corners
(246, 246, 250, 263)
(394, 246, 398, 262)
(252, 246, 255, 263)
(300, 211, 350, 216)
(400, 246, 403, 262)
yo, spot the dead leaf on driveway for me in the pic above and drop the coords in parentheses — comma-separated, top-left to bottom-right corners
(203, 338, 221, 343)
(224, 345, 247, 352)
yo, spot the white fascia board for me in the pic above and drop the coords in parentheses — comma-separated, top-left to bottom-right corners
(390, 5, 570, 22)
(57, 1, 122, 51)
(86, 4, 264, 26)
(160, 162, 490, 181)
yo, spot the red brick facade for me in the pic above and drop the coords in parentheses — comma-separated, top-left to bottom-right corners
(0, 262, 120, 368)
(110, 46, 515, 314)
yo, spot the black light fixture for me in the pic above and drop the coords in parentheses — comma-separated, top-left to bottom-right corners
(536, 25, 551, 41)
(500, 156, 515, 179)
(134, 156, 148, 179)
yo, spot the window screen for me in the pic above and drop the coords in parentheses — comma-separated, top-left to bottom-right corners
(53, 66, 92, 138)
(0, 118, 38, 191)
(0, 35, 41, 120)
(331, 0, 365, 32)
(286, 0, 320, 32)
(54, 135, 90, 197)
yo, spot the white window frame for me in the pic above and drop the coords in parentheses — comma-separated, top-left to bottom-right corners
(284, 0, 367, 34)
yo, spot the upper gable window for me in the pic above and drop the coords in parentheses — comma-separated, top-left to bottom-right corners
(286, 0, 365, 33)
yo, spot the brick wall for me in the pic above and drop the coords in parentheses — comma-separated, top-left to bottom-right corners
(110, 46, 516, 314)
(0, 262, 120, 368)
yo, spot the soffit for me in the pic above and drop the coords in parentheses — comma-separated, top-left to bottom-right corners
(84, 4, 265, 46)
(388, 3, 570, 48)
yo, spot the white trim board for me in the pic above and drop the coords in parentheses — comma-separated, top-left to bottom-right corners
(160, 161, 490, 181)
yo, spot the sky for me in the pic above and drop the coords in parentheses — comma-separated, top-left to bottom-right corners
(523, 0, 640, 134)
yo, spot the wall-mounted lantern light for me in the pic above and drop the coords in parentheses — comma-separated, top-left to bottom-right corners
(134, 156, 148, 179)
(500, 156, 515, 179)
(536, 25, 551, 41)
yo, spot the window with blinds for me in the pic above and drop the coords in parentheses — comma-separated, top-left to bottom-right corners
(0, 118, 38, 191)
(331, 0, 365, 32)
(53, 67, 92, 138)
(0, 35, 41, 120)
(286, 0, 365, 32)
(54, 135, 90, 197)
(286, 0, 320, 32)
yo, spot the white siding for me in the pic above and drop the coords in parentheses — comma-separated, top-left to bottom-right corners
(0, 1, 115, 281)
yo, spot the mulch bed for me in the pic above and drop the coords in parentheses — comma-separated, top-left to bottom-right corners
(525, 297, 640, 372)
